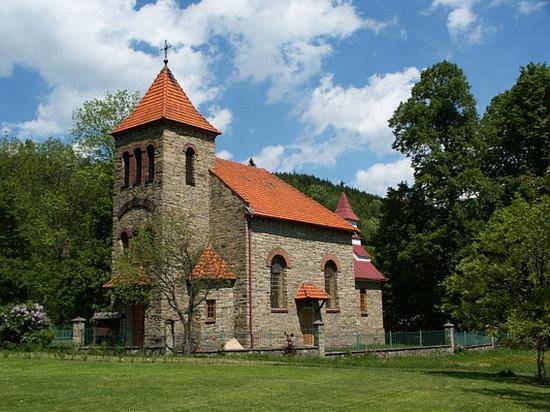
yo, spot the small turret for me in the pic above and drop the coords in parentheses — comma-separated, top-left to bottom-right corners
(334, 192, 359, 227)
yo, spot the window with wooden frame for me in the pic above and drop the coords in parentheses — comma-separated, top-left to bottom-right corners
(270, 255, 287, 310)
(324, 260, 338, 309)
(360, 289, 368, 315)
(206, 299, 216, 323)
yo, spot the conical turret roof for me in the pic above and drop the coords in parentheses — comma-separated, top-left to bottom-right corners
(334, 192, 359, 222)
(111, 65, 220, 136)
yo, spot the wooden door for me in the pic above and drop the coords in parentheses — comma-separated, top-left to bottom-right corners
(133, 304, 145, 347)
(300, 305, 314, 346)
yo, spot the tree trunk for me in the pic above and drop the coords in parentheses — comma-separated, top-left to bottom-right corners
(536, 343, 546, 379)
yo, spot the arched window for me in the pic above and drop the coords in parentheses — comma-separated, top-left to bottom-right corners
(270, 255, 286, 309)
(134, 148, 142, 185)
(185, 147, 195, 186)
(120, 232, 130, 250)
(122, 152, 130, 187)
(324, 260, 338, 309)
(146, 145, 155, 182)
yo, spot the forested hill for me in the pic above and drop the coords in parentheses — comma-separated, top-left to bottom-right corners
(275, 172, 382, 247)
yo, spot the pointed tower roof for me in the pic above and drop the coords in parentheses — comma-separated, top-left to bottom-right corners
(334, 192, 359, 222)
(111, 65, 220, 136)
(190, 245, 236, 280)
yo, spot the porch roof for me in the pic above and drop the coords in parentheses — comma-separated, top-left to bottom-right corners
(294, 283, 331, 301)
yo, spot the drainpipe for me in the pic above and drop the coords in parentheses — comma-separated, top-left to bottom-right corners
(246, 212, 254, 348)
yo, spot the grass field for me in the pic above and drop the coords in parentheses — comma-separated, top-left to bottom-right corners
(0, 349, 548, 411)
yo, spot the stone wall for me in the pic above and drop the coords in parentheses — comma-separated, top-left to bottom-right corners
(248, 217, 358, 347)
(356, 280, 385, 343)
(111, 122, 220, 349)
(209, 176, 249, 345)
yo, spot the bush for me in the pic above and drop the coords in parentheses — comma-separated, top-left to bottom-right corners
(0, 303, 52, 347)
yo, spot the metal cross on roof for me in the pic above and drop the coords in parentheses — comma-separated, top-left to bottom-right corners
(161, 40, 172, 65)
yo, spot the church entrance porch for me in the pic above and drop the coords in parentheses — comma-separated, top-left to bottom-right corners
(294, 283, 330, 346)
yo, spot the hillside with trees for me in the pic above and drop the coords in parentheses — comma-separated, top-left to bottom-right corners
(276, 173, 383, 247)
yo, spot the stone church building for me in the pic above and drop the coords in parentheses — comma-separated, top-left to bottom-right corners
(105, 62, 385, 351)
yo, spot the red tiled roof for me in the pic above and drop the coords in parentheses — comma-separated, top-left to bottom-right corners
(212, 159, 356, 232)
(191, 245, 236, 280)
(353, 244, 371, 259)
(354, 260, 386, 282)
(294, 283, 331, 300)
(334, 192, 359, 222)
(111, 65, 220, 136)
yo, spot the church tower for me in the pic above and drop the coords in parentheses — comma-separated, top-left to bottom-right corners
(110, 63, 221, 255)
(109, 63, 221, 346)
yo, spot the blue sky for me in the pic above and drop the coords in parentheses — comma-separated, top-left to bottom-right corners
(0, 0, 548, 194)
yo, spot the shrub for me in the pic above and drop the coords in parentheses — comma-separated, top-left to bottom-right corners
(0, 303, 52, 347)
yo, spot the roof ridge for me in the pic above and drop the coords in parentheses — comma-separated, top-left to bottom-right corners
(214, 158, 356, 232)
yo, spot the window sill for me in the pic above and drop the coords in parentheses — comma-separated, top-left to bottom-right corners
(271, 308, 289, 313)
(326, 308, 341, 314)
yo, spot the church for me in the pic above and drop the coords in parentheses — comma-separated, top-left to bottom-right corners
(105, 61, 386, 351)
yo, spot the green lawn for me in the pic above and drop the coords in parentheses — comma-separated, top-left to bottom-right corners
(0, 349, 548, 411)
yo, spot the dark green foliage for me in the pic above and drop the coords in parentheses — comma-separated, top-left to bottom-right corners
(481, 63, 550, 206)
(0, 137, 112, 323)
(276, 173, 382, 247)
(379, 62, 483, 330)
(444, 197, 550, 378)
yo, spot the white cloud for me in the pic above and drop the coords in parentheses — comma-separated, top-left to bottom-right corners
(518, 0, 549, 14)
(207, 107, 233, 132)
(430, 0, 492, 45)
(251, 145, 285, 171)
(216, 150, 234, 160)
(354, 158, 414, 195)
(0, 0, 390, 137)
(253, 67, 420, 172)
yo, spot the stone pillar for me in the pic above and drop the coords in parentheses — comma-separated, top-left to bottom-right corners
(444, 322, 455, 354)
(72, 317, 86, 346)
(165, 320, 175, 353)
(313, 320, 325, 357)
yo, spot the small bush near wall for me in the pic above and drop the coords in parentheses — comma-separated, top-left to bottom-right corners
(0, 303, 53, 348)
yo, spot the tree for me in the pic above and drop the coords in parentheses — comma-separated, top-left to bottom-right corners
(0, 136, 112, 322)
(112, 212, 232, 354)
(71, 90, 140, 163)
(378, 61, 483, 329)
(444, 197, 550, 379)
(481, 63, 550, 206)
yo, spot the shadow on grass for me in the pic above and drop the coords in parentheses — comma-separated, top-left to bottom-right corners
(428, 371, 550, 410)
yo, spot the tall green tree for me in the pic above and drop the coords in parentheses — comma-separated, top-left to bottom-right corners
(71, 90, 140, 163)
(378, 61, 483, 329)
(444, 197, 550, 379)
(0, 137, 112, 322)
(481, 63, 550, 205)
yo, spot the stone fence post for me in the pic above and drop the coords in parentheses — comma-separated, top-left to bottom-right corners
(72, 317, 86, 346)
(444, 322, 455, 354)
(313, 320, 325, 357)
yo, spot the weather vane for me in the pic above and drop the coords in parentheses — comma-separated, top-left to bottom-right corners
(161, 40, 172, 65)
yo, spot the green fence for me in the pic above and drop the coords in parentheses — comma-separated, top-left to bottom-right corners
(51, 325, 72, 344)
(325, 329, 492, 353)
